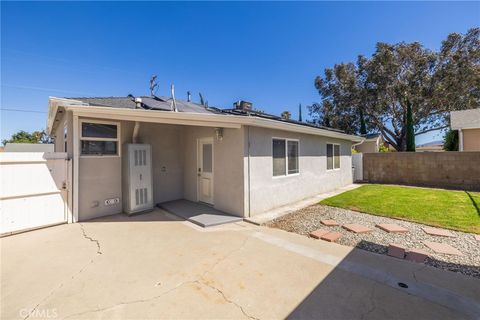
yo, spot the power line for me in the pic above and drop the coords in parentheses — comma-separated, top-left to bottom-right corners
(0, 108, 47, 114)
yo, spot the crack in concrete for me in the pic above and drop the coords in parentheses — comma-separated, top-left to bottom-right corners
(79, 223, 102, 255)
(61, 279, 197, 319)
(199, 280, 260, 320)
(24, 225, 103, 320)
(24, 258, 97, 320)
(61, 234, 258, 320)
(360, 282, 377, 320)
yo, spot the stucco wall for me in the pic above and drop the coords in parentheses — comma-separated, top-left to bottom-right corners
(245, 126, 353, 216)
(182, 126, 245, 217)
(463, 129, 480, 151)
(363, 152, 480, 191)
(138, 123, 184, 203)
(77, 119, 132, 221)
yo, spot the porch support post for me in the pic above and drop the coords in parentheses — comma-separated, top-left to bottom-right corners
(458, 129, 464, 152)
(73, 114, 79, 222)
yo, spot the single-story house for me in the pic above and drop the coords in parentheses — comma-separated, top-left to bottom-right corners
(47, 95, 363, 222)
(353, 133, 384, 153)
(450, 109, 480, 151)
(416, 140, 444, 152)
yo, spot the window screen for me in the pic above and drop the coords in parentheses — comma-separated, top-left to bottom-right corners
(326, 144, 333, 170)
(82, 123, 117, 139)
(273, 139, 286, 176)
(81, 141, 118, 155)
(334, 144, 340, 169)
(287, 140, 299, 174)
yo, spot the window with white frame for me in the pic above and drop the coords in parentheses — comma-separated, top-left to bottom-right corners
(80, 121, 119, 156)
(273, 138, 299, 176)
(327, 143, 340, 170)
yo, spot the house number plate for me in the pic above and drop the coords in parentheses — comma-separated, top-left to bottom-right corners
(105, 198, 120, 206)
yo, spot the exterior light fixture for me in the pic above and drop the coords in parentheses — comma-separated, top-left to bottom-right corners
(215, 128, 224, 141)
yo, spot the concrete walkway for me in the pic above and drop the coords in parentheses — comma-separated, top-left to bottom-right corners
(159, 199, 243, 227)
(1, 209, 479, 320)
(245, 184, 362, 225)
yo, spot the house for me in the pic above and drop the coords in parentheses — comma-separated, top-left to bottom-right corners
(47, 95, 363, 222)
(416, 140, 444, 152)
(450, 108, 480, 151)
(354, 133, 384, 153)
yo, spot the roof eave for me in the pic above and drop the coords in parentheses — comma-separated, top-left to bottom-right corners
(50, 98, 363, 142)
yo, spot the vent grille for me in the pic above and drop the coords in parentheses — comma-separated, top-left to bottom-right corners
(134, 149, 147, 166)
(135, 187, 148, 205)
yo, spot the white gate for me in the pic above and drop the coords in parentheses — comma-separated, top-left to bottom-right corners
(352, 153, 363, 182)
(0, 152, 71, 236)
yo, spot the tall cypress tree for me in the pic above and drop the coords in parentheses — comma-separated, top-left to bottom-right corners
(359, 108, 367, 135)
(405, 97, 416, 152)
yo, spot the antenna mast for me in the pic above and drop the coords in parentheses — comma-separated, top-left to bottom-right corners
(149, 75, 158, 96)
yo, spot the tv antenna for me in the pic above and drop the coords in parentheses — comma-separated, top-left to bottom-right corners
(149, 75, 158, 96)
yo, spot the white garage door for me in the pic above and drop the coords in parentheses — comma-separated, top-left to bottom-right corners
(0, 152, 70, 236)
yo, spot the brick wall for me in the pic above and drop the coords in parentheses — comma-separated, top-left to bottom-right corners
(363, 152, 480, 191)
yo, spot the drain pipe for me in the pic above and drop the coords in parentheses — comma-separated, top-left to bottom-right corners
(132, 121, 140, 144)
(247, 126, 251, 217)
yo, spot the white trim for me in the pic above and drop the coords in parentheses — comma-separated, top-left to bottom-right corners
(459, 129, 464, 152)
(79, 119, 121, 157)
(272, 137, 300, 178)
(73, 114, 79, 223)
(326, 142, 341, 171)
(47, 99, 363, 142)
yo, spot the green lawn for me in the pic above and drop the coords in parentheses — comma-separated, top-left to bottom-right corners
(320, 185, 480, 234)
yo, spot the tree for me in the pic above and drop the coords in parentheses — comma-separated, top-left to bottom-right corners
(2, 130, 53, 146)
(310, 28, 480, 151)
(443, 130, 459, 151)
(405, 97, 415, 151)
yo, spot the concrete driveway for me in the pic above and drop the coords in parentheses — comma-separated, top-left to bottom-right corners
(1, 209, 479, 320)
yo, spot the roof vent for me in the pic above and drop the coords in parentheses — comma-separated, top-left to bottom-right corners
(281, 111, 291, 120)
(135, 97, 142, 109)
(234, 100, 253, 111)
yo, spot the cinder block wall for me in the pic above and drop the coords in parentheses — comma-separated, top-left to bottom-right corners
(363, 152, 480, 191)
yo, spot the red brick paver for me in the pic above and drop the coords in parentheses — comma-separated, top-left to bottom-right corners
(321, 219, 339, 226)
(321, 232, 342, 242)
(342, 224, 372, 234)
(405, 248, 429, 263)
(309, 229, 330, 239)
(423, 241, 463, 256)
(388, 244, 406, 259)
(376, 224, 408, 233)
(422, 227, 455, 237)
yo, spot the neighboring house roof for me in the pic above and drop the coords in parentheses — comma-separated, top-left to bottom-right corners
(362, 133, 381, 141)
(47, 96, 363, 142)
(450, 108, 480, 130)
(416, 140, 444, 148)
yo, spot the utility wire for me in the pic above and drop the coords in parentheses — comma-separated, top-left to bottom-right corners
(1, 108, 47, 114)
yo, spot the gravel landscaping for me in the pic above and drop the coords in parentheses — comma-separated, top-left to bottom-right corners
(266, 204, 480, 278)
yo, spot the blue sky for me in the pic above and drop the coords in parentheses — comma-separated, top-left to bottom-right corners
(1, 1, 479, 144)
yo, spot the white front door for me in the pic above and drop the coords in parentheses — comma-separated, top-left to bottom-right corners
(197, 138, 214, 205)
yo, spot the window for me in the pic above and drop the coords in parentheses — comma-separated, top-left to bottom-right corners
(327, 143, 340, 170)
(273, 138, 299, 176)
(80, 121, 120, 156)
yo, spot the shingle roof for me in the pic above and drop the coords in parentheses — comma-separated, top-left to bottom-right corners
(68, 96, 216, 114)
